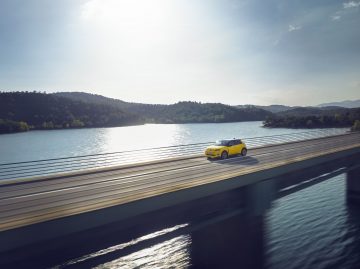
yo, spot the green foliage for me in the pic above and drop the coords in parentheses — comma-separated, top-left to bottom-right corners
(352, 120, 360, 131)
(0, 119, 29, 133)
(54, 92, 273, 123)
(263, 108, 360, 128)
(0, 92, 144, 133)
(3, 91, 359, 133)
(42, 121, 54, 129)
(70, 119, 85, 128)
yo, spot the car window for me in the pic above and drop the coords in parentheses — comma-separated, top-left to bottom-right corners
(215, 140, 229, 146)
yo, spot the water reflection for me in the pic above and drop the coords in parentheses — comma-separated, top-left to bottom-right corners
(53, 212, 265, 269)
(190, 214, 265, 269)
(50, 174, 360, 269)
(0, 121, 342, 163)
(103, 124, 186, 152)
(94, 236, 191, 269)
(0, 171, 356, 269)
(266, 174, 360, 269)
(53, 224, 189, 268)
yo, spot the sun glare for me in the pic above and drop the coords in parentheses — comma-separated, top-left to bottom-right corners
(81, 0, 174, 28)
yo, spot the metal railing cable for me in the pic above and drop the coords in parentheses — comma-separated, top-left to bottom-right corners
(1, 135, 358, 217)
(0, 136, 338, 188)
(2, 134, 357, 203)
(1, 134, 358, 237)
(3, 134, 358, 199)
(0, 129, 351, 181)
(0, 129, 350, 179)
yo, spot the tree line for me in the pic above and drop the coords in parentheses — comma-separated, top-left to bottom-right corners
(54, 92, 273, 124)
(0, 91, 143, 133)
(263, 108, 360, 129)
(0, 91, 272, 134)
(2, 91, 359, 134)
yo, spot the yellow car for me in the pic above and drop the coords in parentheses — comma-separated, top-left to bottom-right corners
(205, 139, 247, 159)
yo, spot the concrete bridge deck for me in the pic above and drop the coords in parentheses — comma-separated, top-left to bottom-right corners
(0, 132, 359, 237)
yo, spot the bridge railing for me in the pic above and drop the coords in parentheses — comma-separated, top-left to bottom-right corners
(0, 129, 349, 181)
(242, 128, 347, 148)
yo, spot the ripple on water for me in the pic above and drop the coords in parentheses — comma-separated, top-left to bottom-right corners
(50, 173, 360, 269)
(265, 174, 360, 269)
(93, 235, 191, 269)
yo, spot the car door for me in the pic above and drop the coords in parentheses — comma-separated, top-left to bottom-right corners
(228, 140, 237, 155)
(237, 139, 245, 153)
(232, 139, 242, 155)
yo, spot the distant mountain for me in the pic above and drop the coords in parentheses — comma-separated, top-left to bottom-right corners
(264, 106, 360, 129)
(317, 100, 360, 108)
(276, 106, 349, 117)
(240, 100, 360, 113)
(236, 104, 293, 113)
(4, 91, 357, 133)
(238, 104, 354, 114)
(257, 105, 294, 113)
(54, 92, 133, 109)
(55, 92, 273, 123)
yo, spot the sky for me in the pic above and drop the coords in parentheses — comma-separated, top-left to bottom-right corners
(0, 0, 359, 106)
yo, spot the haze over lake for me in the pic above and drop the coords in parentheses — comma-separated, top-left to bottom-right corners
(0, 121, 348, 163)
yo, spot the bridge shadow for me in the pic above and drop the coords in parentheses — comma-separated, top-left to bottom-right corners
(342, 204, 360, 267)
(209, 155, 260, 166)
(190, 213, 265, 269)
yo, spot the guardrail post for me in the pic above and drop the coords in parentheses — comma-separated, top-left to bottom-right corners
(346, 166, 360, 204)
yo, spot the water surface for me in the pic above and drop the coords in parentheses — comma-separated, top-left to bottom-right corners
(1, 122, 358, 269)
(0, 121, 345, 163)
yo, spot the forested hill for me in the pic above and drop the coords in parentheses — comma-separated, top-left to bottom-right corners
(317, 99, 360, 108)
(275, 106, 350, 117)
(137, 101, 272, 123)
(263, 107, 360, 129)
(54, 92, 273, 123)
(2, 91, 359, 133)
(0, 92, 143, 133)
(0, 91, 273, 133)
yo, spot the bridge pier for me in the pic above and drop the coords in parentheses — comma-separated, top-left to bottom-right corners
(245, 179, 276, 216)
(189, 181, 274, 268)
(190, 213, 265, 269)
(347, 167, 360, 204)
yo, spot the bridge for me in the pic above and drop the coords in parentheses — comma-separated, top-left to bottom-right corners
(0, 129, 359, 266)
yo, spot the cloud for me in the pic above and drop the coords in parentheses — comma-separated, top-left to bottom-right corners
(343, 1, 360, 9)
(331, 1, 359, 21)
(288, 24, 302, 32)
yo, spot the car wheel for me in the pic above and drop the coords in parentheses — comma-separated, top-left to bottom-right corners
(241, 148, 247, 156)
(221, 151, 228, 159)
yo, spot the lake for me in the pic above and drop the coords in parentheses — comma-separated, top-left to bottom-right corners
(0, 121, 348, 163)
(0, 121, 358, 269)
